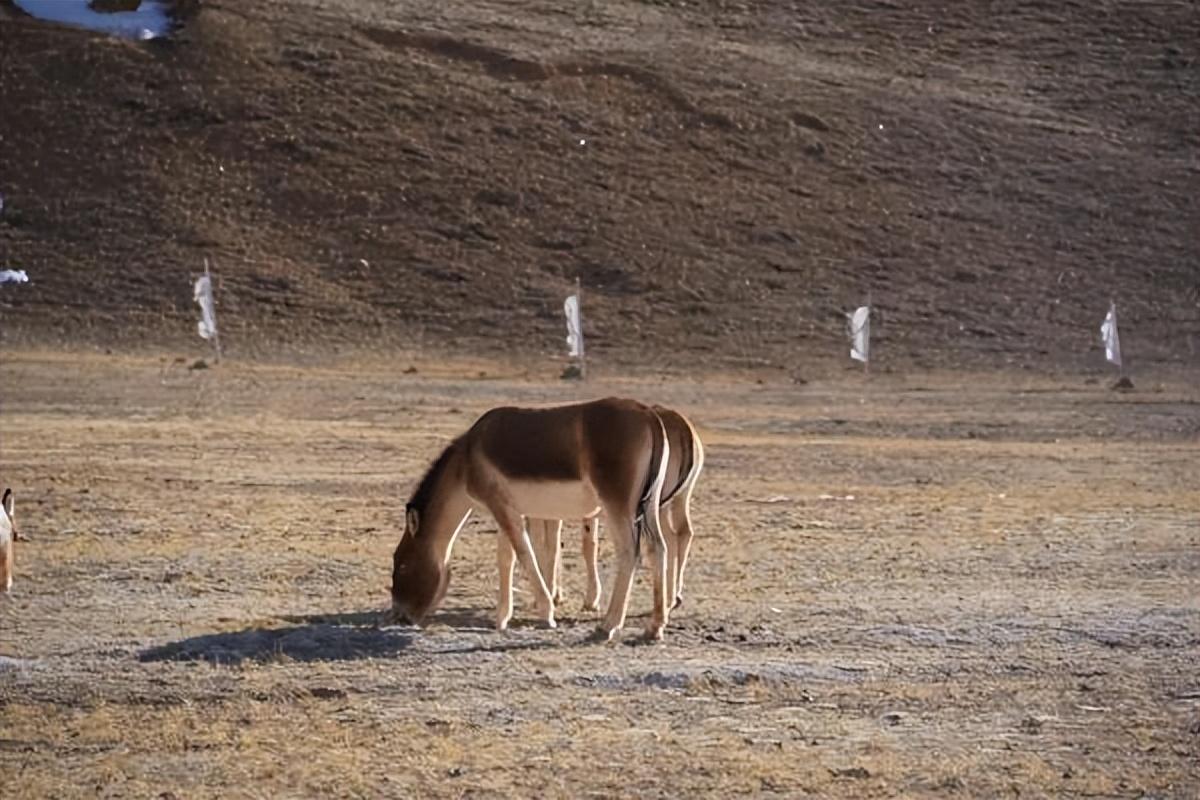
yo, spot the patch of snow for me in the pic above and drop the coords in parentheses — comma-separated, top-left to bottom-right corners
(13, 0, 174, 40)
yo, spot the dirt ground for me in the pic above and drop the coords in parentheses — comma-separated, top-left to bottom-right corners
(0, 349, 1197, 798)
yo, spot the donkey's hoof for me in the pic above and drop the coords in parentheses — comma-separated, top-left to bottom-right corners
(643, 623, 665, 642)
(581, 600, 600, 613)
(672, 594, 684, 610)
(588, 626, 617, 644)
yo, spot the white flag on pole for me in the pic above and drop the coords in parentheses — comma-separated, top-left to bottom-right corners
(0, 269, 29, 285)
(194, 274, 217, 340)
(847, 305, 870, 363)
(1100, 302, 1121, 367)
(564, 293, 583, 357)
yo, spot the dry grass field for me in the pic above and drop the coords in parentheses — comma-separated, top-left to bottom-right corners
(1, 349, 1197, 797)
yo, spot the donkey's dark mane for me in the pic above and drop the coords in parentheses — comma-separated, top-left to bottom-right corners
(407, 437, 463, 526)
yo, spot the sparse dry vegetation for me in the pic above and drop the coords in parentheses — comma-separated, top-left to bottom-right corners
(1, 351, 1197, 797)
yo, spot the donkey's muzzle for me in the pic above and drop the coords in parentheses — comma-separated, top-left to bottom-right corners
(382, 604, 410, 626)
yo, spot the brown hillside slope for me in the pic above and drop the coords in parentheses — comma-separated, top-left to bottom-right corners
(1, 0, 1197, 373)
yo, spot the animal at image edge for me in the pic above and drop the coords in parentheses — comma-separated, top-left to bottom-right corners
(1, 489, 19, 595)
(518, 405, 704, 624)
(389, 397, 673, 641)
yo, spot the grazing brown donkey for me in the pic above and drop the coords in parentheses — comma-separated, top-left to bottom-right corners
(1, 489, 18, 595)
(521, 406, 704, 619)
(389, 397, 672, 641)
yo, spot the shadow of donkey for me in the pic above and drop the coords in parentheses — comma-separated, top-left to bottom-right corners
(138, 611, 414, 665)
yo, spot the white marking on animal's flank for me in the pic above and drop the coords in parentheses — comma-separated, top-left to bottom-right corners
(479, 479, 601, 521)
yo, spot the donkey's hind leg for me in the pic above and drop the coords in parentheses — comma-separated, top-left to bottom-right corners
(595, 507, 638, 642)
(671, 492, 696, 609)
(662, 501, 681, 615)
(642, 502, 671, 641)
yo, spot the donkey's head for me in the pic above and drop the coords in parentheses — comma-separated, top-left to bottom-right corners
(388, 506, 451, 626)
(0, 488, 15, 594)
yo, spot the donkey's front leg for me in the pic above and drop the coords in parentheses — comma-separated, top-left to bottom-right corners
(527, 518, 564, 608)
(497, 511, 556, 628)
(496, 532, 516, 631)
(550, 520, 564, 606)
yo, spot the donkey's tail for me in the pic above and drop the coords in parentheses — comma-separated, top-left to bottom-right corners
(634, 410, 670, 554)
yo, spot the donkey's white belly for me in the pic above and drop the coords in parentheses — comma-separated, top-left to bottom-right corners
(502, 480, 602, 520)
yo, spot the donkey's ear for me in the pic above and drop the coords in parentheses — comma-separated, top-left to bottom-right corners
(1, 489, 12, 519)
(405, 507, 419, 535)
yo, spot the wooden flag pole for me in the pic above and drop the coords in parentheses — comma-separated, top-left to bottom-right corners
(576, 276, 586, 380)
(864, 288, 872, 378)
(205, 258, 222, 363)
(1113, 298, 1126, 380)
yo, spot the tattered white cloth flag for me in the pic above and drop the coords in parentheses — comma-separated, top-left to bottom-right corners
(847, 305, 870, 363)
(194, 274, 217, 340)
(564, 293, 583, 357)
(1100, 302, 1121, 367)
(0, 269, 29, 284)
